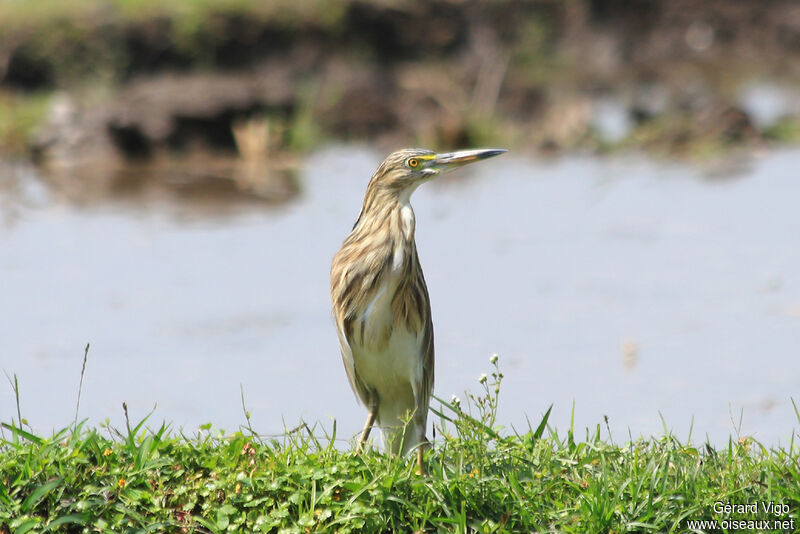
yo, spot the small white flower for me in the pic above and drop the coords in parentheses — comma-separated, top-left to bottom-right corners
(478, 373, 488, 384)
(450, 394, 461, 405)
(490, 353, 499, 364)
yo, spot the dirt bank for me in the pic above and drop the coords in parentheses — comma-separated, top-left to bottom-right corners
(2, 0, 800, 189)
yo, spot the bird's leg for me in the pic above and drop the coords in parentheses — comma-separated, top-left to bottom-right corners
(356, 399, 377, 453)
(356, 411, 376, 453)
(416, 447, 425, 476)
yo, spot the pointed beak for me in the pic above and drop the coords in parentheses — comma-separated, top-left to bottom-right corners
(427, 148, 507, 175)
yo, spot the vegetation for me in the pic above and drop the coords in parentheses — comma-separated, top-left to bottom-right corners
(763, 117, 800, 144)
(3, 0, 800, 162)
(0, 92, 51, 156)
(0, 0, 348, 90)
(2, 359, 799, 533)
(0, 0, 347, 31)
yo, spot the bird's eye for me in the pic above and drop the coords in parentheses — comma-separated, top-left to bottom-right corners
(407, 158, 419, 168)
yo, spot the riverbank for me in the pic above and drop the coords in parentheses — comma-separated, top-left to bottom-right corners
(2, 0, 800, 177)
(2, 374, 799, 532)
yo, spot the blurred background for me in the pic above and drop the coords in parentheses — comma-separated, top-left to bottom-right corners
(1, 0, 799, 446)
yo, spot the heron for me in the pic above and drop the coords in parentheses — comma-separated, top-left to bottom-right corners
(330, 147, 506, 472)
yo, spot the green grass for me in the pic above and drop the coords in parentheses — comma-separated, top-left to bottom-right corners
(0, 91, 51, 156)
(2, 361, 800, 533)
(0, 0, 348, 89)
(763, 116, 800, 144)
(2, 0, 799, 160)
(0, 0, 348, 29)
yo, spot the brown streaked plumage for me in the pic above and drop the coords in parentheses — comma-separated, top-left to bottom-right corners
(331, 147, 506, 472)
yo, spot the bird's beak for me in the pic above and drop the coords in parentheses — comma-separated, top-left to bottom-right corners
(425, 148, 507, 175)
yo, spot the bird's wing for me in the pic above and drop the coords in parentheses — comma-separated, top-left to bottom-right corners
(416, 267, 435, 425)
(417, 290, 435, 419)
(335, 319, 372, 407)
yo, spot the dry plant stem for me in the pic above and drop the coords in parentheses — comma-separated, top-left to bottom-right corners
(73, 343, 90, 428)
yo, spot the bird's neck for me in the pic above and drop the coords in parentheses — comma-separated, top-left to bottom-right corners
(402, 203, 416, 239)
(354, 193, 416, 243)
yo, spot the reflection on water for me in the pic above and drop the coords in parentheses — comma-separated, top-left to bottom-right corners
(1, 148, 799, 446)
(1, 154, 299, 224)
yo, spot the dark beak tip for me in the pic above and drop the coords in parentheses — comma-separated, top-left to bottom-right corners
(478, 148, 508, 159)
(433, 148, 508, 168)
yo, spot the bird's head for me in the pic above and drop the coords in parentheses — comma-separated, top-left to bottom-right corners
(368, 147, 507, 202)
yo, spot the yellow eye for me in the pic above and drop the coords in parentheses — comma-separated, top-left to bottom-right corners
(407, 158, 419, 168)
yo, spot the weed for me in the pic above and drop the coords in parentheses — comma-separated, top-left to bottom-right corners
(1, 356, 799, 532)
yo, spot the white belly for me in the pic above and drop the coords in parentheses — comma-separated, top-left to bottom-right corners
(352, 325, 423, 403)
(351, 288, 424, 436)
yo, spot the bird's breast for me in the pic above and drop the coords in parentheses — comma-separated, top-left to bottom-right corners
(349, 266, 425, 387)
(350, 318, 424, 404)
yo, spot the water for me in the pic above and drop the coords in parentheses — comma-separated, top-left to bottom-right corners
(1, 147, 798, 447)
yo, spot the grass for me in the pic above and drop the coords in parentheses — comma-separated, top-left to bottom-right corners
(0, 0, 348, 29)
(0, 0, 348, 91)
(2, 0, 800, 161)
(2, 357, 800, 533)
(0, 91, 51, 156)
(763, 116, 800, 144)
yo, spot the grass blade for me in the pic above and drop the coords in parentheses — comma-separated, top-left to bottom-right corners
(21, 478, 62, 513)
(532, 404, 553, 441)
(1, 423, 43, 445)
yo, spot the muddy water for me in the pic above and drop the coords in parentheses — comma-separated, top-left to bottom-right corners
(1, 148, 798, 446)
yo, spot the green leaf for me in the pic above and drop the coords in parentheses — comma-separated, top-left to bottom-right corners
(43, 513, 87, 532)
(192, 515, 219, 533)
(217, 504, 236, 530)
(12, 518, 41, 534)
(1, 423, 44, 445)
(216, 511, 229, 530)
(21, 478, 62, 513)
(135, 435, 154, 469)
(533, 404, 553, 441)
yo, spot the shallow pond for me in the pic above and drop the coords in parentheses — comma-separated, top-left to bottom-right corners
(1, 147, 798, 447)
